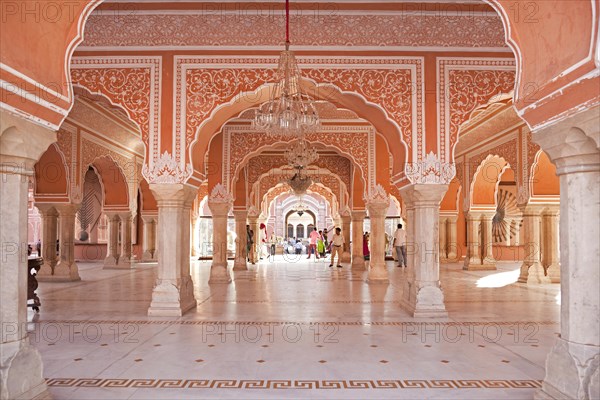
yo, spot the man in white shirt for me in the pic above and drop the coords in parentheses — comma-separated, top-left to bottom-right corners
(329, 227, 345, 268)
(393, 223, 407, 268)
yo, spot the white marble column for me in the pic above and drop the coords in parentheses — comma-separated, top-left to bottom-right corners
(463, 212, 482, 270)
(366, 189, 389, 283)
(147, 184, 197, 316)
(480, 211, 497, 269)
(35, 203, 58, 278)
(438, 216, 447, 262)
(512, 219, 521, 245)
(233, 210, 248, 271)
(341, 213, 352, 263)
(52, 204, 81, 281)
(351, 210, 366, 270)
(0, 110, 52, 399)
(400, 184, 448, 318)
(103, 212, 121, 268)
(208, 198, 232, 283)
(447, 215, 458, 261)
(118, 211, 133, 266)
(518, 205, 549, 284)
(533, 105, 599, 400)
(190, 212, 199, 258)
(542, 206, 560, 283)
(141, 214, 157, 261)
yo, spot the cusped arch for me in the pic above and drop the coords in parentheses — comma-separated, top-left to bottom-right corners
(471, 154, 511, 207)
(530, 150, 560, 197)
(88, 155, 130, 209)
(190, 80, 407, 178)
(34, 143, 70, 201)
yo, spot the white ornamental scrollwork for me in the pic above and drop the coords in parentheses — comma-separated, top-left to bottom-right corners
(405, 151, 456, 184)
(366, 184, 389, 205)
(70, 184, 83, 204)
(209, 183, 233, 204)
(142, 151, 192, 184)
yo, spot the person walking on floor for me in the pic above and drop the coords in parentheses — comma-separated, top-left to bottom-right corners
(329, 227, 345, 268)
(393, 223, 407, 268)
(307, 227, 320, 260)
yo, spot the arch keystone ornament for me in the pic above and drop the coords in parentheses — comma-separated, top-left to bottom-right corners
(208, 183, 233, 283)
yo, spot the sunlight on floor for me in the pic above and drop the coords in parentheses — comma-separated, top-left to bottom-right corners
(476, 268, 520, 288)
(556, 292, 561, 305)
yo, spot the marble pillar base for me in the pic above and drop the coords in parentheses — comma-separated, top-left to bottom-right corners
(147, 280, 197, 317)
(209, 263, 232, 283)
(546, 263, 561, 283)
(519, 262, 551, 284)
(366, 262, 389, 283)
(534, 337, 599, 400)
(341, 251, 351, 263)
(103, 255, 119, 269)
(402, 281, 448, 318)
(351, 258, 366, 270)
(233, 261, 248, 271)
(0, 339, 48, 400)
(463, 259, 497, 271)
(141, 251, 155, 262)
(39, 261, 80, 282)
(35, 261, 56, 278)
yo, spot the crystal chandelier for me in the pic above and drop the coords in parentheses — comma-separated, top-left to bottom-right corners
(284, 139, 319, 168)
(253, 0, 320, 138)
(286, 167, 312, 196)
(295, 197, 306, 216)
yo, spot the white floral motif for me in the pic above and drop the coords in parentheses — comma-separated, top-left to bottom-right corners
(209, 183, 233, 204)
(366, 184, 389, 205)
(405, 151, 456, 184)
(142, 151, 192, 184)
(70, 184, 83, 204)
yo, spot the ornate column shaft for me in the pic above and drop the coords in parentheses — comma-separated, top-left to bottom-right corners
(52, 204, 81, 281)
(351, 210, 366, 270)
(512, 219, 521, 245)
(190, 212, 199, 257)
(147, 184, 197, 316)
(463, 212, 482, 270)
(366, 186, 389, 283)
(207, 184, 233, 283)
(341, 213, 352, 263)
(35, 204, 58, 278)
(118, 211, 133, 266)
(518, 205, 549, 284)
(447, 215, 458, 261)
(141, 214, 157, 261)
(481, 211, 497, 269)
(103, 212, 121, 268)
(438, 216, 447, 262)
(0, 110, 53, 399)
(542, 206, 560, 283)
(399, 184, 448, 318)
(533, 105, 599, 400)
(233, 209, 248, 271)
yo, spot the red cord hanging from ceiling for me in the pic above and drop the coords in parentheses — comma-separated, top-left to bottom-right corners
(285, 0, 290, 44)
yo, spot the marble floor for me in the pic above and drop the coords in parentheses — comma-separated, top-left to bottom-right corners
(30, 257, 560, 399)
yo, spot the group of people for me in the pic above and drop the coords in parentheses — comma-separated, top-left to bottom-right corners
(306, 226, 344, 268)
(244, 222, 408, 269)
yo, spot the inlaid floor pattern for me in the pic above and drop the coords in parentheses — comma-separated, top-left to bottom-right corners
(32, 257, 560, 399)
